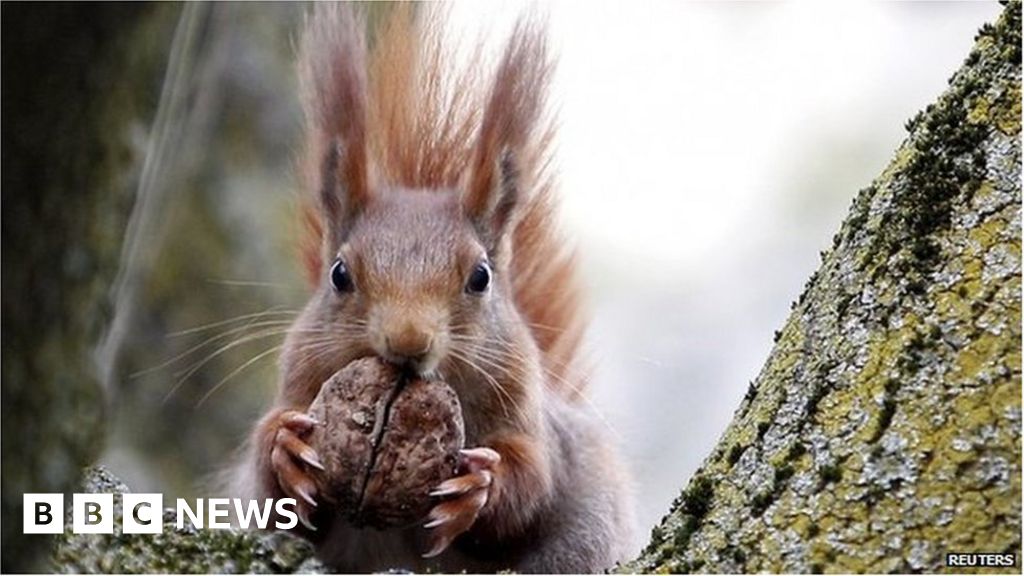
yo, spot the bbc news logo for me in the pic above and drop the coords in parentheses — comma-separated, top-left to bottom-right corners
(23, 494, 299, 534)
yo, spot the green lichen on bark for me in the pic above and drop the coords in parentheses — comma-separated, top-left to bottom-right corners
(52, 467, 325, 574)
(628, 2, 1021, 573)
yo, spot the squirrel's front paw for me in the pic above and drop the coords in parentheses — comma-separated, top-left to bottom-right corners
(422, 447, 501, 557)
(268, 409, 323, 530)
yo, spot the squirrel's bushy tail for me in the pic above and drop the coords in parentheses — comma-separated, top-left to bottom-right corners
(296, 4, 587, 398)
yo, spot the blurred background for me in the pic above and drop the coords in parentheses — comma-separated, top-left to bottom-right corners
(3, 0, 1002, 560)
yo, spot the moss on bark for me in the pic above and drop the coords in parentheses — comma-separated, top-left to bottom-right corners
(628, 2, 1021, 573)
(52, 467, 324, 574)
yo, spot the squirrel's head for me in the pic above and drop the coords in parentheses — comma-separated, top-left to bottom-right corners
(310, 142, 525, 378)
(291, 6, 551, 396)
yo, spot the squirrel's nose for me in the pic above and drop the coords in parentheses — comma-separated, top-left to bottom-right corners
(384, 326, 433, 366)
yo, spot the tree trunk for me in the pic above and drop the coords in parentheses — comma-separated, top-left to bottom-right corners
(628, 2, 1021, 573)
(1, 4, 179, 571)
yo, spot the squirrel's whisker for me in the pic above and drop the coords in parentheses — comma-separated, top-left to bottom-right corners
(137, 320, 296, 380)
(204, 278, 294, 289)
(196, 343, 285, 408)
(447, 345, 515, 422)
(456, 340, 536, 422)
(163, 327, 297, 404)
(449, 343, 534, 426)
(462, 337, 621, 441)
(167, 308, 299, 337)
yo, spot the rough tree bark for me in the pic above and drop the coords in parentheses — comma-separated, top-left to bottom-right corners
(52, 467, 323, 573)
(628, 2, 1021, 573)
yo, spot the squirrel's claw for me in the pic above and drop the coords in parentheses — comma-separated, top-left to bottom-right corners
(458, 447, 501, 471)
(278, 426, 325, 471)
(422, 447, 500, 558)
(296, 506, 318, 532)
(422, 488, 488, 557)
(269, 409, 322, 531)
(429, 469, 493, 498)
(282, 412, 319, 431)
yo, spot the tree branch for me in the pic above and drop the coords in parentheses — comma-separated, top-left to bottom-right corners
(628, 2, 1021, 572)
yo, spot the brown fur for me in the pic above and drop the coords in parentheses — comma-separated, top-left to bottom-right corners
(296, 4, 586, 398)
(232, 4, 633, 572)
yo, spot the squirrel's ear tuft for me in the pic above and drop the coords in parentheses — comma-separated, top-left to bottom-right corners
(320, 137, 370, 249)
(300, 3, 371, 252)
(465, 148, 521, 255)
(464, 17, 549, 257)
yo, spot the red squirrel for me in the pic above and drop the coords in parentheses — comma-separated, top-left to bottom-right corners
(231, 4, 634, 572)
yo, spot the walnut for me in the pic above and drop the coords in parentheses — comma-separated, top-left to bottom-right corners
(307, 357, 464, 528)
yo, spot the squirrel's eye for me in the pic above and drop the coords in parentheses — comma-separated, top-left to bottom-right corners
(466, 262, 491, 294)
(330, 259, 354, 293)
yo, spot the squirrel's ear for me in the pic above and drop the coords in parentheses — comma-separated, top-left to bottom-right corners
(464, 148, 521, 255)
(320, 137, 369, 249)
